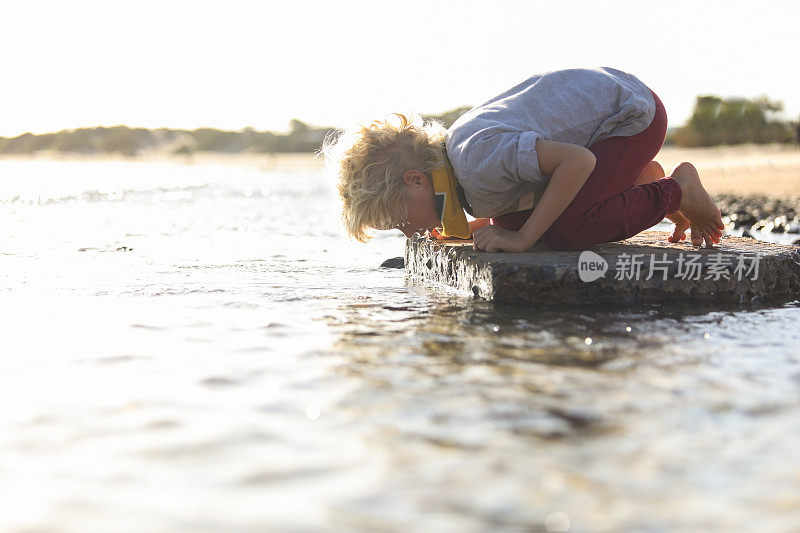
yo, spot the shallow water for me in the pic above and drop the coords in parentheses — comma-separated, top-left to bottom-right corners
(1, 158, 799, 532)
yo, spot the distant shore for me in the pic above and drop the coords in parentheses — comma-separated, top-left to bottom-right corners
(0, 150, 326, 170)
(2, 144, 799, 199)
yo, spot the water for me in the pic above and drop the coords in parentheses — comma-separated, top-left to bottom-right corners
(1, 157, 799, 532)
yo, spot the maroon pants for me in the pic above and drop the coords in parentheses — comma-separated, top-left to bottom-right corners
(491, 90, 681, 251)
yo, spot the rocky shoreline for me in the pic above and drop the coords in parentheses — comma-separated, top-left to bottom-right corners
(713, 194, 800, 244)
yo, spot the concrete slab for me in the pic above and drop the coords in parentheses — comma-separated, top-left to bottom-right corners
(405, 231, 800, 305)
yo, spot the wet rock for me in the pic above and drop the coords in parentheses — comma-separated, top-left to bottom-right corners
(545, 406, 604, 430)
(751, 219, 775, 233)
(714, 194, 800, 233)
(406, 231, 800, 305)
(773, 215, 789, 233)
(735, 213, 758, 228)
(380, 257, 404, 269)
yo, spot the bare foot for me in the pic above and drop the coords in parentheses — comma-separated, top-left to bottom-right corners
(666, 211, 691, 242)
(670, 162, 724, 247)
(635, 161, 691, 243)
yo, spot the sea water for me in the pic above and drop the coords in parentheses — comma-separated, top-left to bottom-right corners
(1, 157, 798, 532)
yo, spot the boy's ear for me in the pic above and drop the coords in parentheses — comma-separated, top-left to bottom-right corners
(402, 170, 428, 187)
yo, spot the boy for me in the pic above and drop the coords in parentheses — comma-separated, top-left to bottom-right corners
(326, 67, 723, 252)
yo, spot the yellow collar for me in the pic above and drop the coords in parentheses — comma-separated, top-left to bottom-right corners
(430, 151, 471, 239)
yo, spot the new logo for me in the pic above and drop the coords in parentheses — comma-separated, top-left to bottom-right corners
(578, 251, 608, 282)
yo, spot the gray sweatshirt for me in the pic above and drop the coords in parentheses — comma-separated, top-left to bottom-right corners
(445, 67, 656, 218)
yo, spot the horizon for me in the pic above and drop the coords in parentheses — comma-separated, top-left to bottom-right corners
(2, 0, 799, 138)
(0, 117, 692, 140)
(0, 121, 334, 138)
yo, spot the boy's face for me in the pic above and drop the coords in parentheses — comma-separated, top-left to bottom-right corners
(396, 171, 441, 238)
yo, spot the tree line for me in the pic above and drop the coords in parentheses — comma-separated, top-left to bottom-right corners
(0, 119, 333, 157)
(0, 99, 795, 155)
(0, 109, 474, 157)
(668, 95, 795, 146)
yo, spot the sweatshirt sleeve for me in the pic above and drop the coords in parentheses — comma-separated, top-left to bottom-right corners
(457, 130, 546, 188)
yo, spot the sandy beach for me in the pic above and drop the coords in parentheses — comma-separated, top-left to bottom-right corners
(655, 144, 800, 198)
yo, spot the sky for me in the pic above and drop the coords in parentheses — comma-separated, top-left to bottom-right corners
(1, 0, 799, 137)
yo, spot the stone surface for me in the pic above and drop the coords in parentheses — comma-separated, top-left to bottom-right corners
(405, 231, 800, 305)
(380, 256, 405, 269)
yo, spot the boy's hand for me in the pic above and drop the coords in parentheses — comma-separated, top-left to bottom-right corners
(472, 225, 531, 252)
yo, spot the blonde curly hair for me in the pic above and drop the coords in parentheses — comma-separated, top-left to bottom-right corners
(322, 113, 446, 242)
